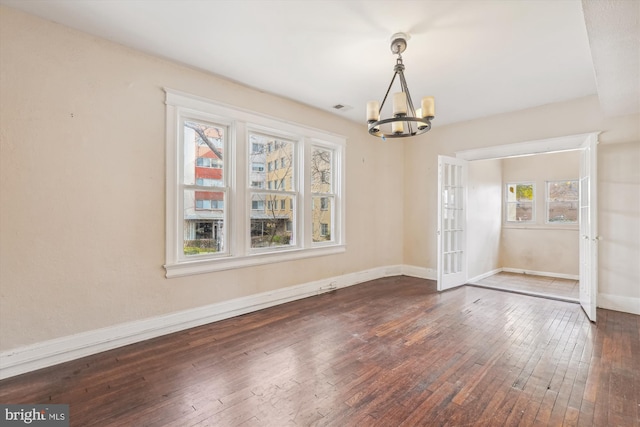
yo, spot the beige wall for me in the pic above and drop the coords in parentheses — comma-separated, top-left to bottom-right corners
(598, 141, 640, 305)
(467, 159, 502, 279)
(1, 6, 639, 356)
(499, 151, 580, 275)
(0, 7, 404, 350)
(404, 96, 640, 312)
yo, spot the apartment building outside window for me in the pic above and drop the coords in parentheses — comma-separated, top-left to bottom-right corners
(164, 89, 345, 277)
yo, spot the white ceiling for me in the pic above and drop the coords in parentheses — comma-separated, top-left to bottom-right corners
(2, 0, 638, 126)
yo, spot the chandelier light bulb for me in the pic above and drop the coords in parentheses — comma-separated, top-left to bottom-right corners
(366, 101, 380, 122)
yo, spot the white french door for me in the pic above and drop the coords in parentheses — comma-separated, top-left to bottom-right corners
(451, 133, 599, 320)
(437, 155, 467, 291)
(579, 135, 598, 321)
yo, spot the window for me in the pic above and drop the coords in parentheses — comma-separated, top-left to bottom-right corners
(311, 146, 336, 242)
(196, 178, 224, 187)
(547, 180, 578, 223)
(249, 132, 295, 249)
(165, 89, 345, 277)
(196, 157, 222, 168)
(251, 143, 263, 154)
(196, 199, 224, 210)
(505, 182, 534, 222)
(181, 119, 227, 258)
(320, 197, 329, 210)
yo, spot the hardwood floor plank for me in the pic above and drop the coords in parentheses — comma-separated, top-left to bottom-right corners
(1, 276, 638, 426)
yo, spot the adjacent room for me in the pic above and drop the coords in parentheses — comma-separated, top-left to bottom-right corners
(467, 150, 582, 302)
(1, 1, 638, 425)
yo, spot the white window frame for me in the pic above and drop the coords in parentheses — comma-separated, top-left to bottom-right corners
(164, 89, 345, 278)
(504, 181, 535, 223)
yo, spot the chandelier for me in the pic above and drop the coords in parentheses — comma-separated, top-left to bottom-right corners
(367, 33, 435, 139)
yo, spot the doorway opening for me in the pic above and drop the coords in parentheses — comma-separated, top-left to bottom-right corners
(437, 132, 599, 321)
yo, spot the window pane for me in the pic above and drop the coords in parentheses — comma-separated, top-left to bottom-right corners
(507, 184, 517, 202)
(506, 183, 534, 222)
(250, 194, 294, 248)
(313, 196, 333, 242)
(548, 201, 578, 222)
(183, 190, 225, 255)
(515, 202, 533, 221)
(249, 133, 294, 192)
(184, 120, 224, 187)
(311, 147, 332, 193)
(548, 180, 578, 223)
(548, 181, 578, 201)
(510, 184, 533, 201)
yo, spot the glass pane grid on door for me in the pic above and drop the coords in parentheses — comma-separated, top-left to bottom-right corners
(442, 163, 464, 275)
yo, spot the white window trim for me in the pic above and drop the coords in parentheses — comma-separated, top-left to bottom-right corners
(164, 88, 346, 278)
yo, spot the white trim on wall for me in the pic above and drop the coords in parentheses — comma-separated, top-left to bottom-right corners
(402, 265, 437, 280)
(2, 264, 633, 380)
(598, 293, 640, 316)
(0, 265, 411, 380)
(467, 268, 503, 284)
(455, 132, 599, 161)
(501, 267, 579, 281)
(467, 268, 579, 284)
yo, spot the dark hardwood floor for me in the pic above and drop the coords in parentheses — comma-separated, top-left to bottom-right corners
(470, 272, 579, 302)
(1, 276, 638, 426)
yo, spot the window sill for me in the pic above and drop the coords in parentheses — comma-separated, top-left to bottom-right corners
(502, 224, 578, 231)
(164, 244, 346, 278)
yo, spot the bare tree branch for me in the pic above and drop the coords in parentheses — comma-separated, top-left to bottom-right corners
(185, 122, 223, 160)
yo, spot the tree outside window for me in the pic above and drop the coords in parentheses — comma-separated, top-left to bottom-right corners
(249, 133, 295, 249)
(183, 120, 226, 255)
(506, 182, 534, 222)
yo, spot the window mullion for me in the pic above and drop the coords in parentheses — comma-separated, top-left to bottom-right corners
(233, 121, 245, 257)
(301, 138, 311, 248)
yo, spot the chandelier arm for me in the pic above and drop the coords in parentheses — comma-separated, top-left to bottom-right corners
(398, 70, 417, 134)
(379, 71, 399, 114)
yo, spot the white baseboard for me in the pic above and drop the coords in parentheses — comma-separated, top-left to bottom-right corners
(0, 265, 406, 380)
(467, 268, 503, 284)
(598, 293, 640, 315)
(502, 267, 579, 281)
(1, 264, 632, 380)
(401, 265, 437, 280)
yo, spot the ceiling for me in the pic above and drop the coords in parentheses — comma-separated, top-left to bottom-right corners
(2, 0, 638, 126)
